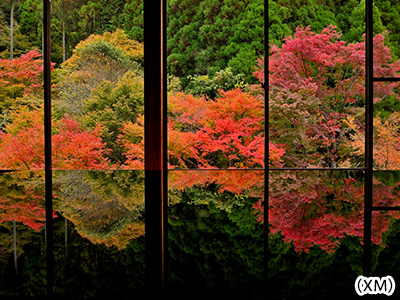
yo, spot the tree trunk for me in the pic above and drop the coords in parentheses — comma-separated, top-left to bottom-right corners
(44, 219, 47, 244)
(10, 0, 14, 60)
(62, 20, 66, 63)
(42, 24, 44, 60)
(13, 220, 18, 275)
(65, 217, 68, 257)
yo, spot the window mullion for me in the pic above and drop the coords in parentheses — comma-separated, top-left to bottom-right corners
(43, 0, 54, 295)
(364, 0, 374, 277)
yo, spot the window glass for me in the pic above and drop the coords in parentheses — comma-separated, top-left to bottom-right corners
(372, 82, 400, 170)
(0, 1, 47, 296)
(48, 0, 146, 296)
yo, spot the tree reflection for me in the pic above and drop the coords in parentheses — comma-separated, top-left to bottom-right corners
(0, 171, 144, 255)
(170, 170, 400, 253)
(0, 172, 46, 231)
(1, 170, 400, 254)
(53, 171, 144, 250)
(0, 171, 46, 282)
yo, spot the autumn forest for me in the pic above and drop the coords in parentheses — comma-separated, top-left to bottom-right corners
(1, 0, 400, 299)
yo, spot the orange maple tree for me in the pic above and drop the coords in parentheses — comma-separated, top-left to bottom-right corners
(0, 106, 111, 170)
(120, 89, 285, 169)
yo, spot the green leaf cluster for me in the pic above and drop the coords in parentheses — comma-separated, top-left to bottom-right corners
(186, 67, 247, 99)
(78, 70, 144, 163)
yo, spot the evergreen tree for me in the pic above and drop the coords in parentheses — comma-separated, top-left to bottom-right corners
(375, 0, 400, 58)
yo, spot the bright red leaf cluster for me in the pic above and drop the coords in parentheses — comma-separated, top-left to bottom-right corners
(0, 49, 44, 99)
(0, 107, 110, 169)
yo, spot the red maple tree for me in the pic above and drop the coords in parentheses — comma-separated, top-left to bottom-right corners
(254, 25, 400, 168)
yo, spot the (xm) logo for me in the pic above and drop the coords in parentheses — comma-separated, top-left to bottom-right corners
(355, 276, 396, 296)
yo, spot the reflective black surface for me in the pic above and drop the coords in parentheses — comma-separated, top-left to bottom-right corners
(1, 170, 400, 298)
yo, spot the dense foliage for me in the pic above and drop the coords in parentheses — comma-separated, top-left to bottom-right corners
(1, 0, 400, 78)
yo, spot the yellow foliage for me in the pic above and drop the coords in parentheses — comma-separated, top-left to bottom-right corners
(346, 113, 400, 169)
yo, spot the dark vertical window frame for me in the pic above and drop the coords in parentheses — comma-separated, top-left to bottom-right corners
(366, 0, 400, 274)
(363, 0, 373, 277)
(43, 0, 54, 296)
(144, 0, 168, 296)
(264, 0, 270, 297)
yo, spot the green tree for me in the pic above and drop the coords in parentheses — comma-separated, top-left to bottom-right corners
(54, 29, 143, 117)
(80, 70, 144, 163)
(52, 0, 77, 63)
(122, 0, 143, 42)
(19, 0, 40, 44)
(222, 0, 266, 84)
(167, 0, 205, 87)
(0, 0, 33, 59)
(78, 0, 126, 36)
(185, 67, 247, 99)
(375, 0, 400, 59)
(274, 0, 338, 33)
(341, 0, 386, 43)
